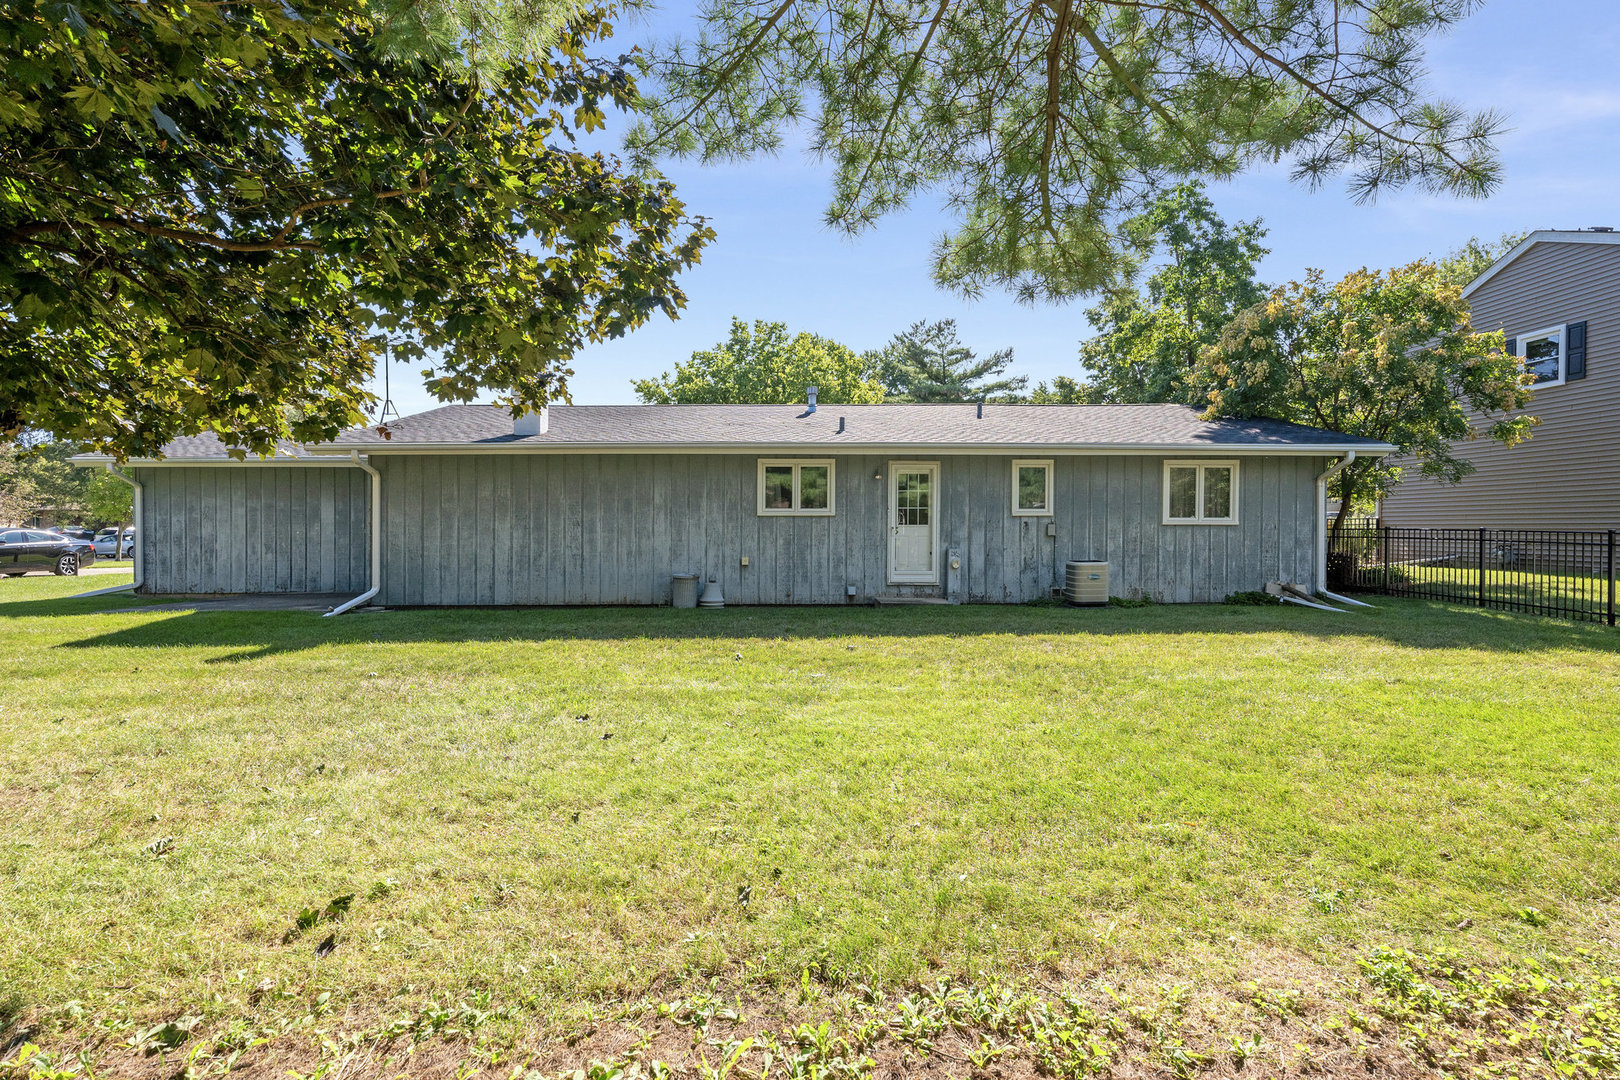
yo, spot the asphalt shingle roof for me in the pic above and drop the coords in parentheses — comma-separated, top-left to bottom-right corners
(70, 433, 313, 463)
(76, 404, 1392, 462)
(321, 403, 1389, 452)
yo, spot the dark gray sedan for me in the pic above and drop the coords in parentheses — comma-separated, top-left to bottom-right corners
(0, 529, 97, 576)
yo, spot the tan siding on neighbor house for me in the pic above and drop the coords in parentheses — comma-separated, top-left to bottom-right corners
(1378, 240, 1620, 528)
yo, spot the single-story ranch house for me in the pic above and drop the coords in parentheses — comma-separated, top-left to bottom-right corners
(76, 401, 1391, 609)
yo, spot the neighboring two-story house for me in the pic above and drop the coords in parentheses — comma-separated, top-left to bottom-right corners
(1378, 229, 1620, 529)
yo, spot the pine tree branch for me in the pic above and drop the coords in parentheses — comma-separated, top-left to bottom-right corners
(1037, 0, 1076, 234)
(650, 0, 800, 144)
(1184, 0, 1478, 174)
(841, 0, 952, 217)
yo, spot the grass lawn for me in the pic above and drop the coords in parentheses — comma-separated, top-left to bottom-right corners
(2, 574, 1618, 1078)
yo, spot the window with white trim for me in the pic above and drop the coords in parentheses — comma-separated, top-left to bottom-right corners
(757, 459, 835, 516)
(1163, 460, 1238, 525)
(1516, 325, 1566, 386)
(1012, 459, 1053, 516)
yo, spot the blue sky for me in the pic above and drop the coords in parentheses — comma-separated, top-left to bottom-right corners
(370, 1, 1620, 416)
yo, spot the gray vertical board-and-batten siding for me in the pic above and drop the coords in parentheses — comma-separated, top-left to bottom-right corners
(372, 452, 1324, 606)
(1378, 239, 1620, 528)
(134, 465, 370, 595)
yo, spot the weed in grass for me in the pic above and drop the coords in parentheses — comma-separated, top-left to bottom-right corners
(1307, 885, 1348, 914)
(1227, 1030, 1263, 1068)
(1243, 981, 1305, 1018)
(1517, 905, 1552, 927)
(128, 1015, 200, 1055)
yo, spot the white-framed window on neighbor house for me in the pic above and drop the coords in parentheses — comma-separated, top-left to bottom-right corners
(757, 459, 836, 516)
(1012, 459, 1053, 516)
(1514, 325, 1567, 386)
(1163, 460, 1239, 525)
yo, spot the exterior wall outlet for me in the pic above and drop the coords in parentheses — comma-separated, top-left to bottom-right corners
(740, 555, 750, 567)
(1045, 521, 1058, 538)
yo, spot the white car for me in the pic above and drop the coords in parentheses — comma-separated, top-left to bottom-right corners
(92, 528, 135, 559)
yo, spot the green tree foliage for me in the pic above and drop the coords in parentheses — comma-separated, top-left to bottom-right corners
(0, 439, 131, 528)
(1197, 262, 1536, 541)
(873, 319, 1026, 402)
(81, 470, 136, 543)
(632, 317, 885, 403)
(1436, 230, 1531, 289)
(622, 0, 1502, 301)
(2, 1, 711, 460)
(1026, 377, 1087, 404)
(0, 442, 40, 526)
(1078, 182, 1268, 404)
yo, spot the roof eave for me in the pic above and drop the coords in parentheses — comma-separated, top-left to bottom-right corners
(308, 440, 1395, 456)
(1463, 229, 1620, 298)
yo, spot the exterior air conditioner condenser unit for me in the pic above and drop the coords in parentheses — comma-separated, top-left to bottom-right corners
(1064, 561, 1109, 605)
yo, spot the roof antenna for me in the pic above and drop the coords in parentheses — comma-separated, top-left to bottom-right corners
(377, 337, 401, 424)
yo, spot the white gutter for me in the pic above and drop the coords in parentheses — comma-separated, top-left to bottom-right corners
(73, 465, 144, 597)
(324, 451, 380, 616)
(1314, 451, 1356, 597)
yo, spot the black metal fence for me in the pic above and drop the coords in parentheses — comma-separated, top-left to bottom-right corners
(1328, 526, 1618, 625)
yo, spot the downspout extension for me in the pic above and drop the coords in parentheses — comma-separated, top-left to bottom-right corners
(74, 465, 144, 597)
(1314, 450, 1356, 599)
(325, 451, 380, 616)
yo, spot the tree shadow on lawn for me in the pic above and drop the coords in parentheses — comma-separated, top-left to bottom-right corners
(30, 595, 1620, 663)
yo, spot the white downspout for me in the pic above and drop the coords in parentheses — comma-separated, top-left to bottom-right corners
(1314, 450, 1373, 606)
(325, 451, 380, 616)
(74, 465, 144, 597)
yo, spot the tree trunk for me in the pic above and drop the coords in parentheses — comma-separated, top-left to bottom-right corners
(117, 520, 128, 561)
(1327, 463, 1361, 551)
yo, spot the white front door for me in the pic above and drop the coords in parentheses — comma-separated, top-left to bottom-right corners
(888, 462, 939, 584)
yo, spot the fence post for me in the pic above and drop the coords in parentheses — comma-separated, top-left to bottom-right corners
(1382, 525, 1391, 594)
(1477, 527, 1487, 607)
(1608, 530, 1616, 627)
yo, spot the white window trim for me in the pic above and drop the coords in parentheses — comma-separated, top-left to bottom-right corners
(1011, 459, 1054, 516)
(756, 458, 836, 516)
(1515, 324, 1566, 388)
(1162, 459, 1240, 526)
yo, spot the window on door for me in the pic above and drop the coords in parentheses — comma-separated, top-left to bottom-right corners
(896, 469, 931, 524)
(757, 459, 836, 515)
(1163, 460, 1239, 525)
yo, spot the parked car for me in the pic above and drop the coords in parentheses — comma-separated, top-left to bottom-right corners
(0, 529, 96, 576)
(57, 527, 96, 541)
(92, 528, 135, 559)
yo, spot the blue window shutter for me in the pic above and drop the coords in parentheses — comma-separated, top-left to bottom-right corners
(1565, 322, 1587, 380)
(1504, 336, 1516, 358)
